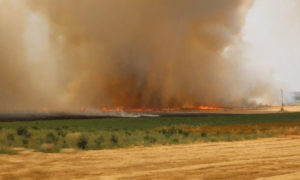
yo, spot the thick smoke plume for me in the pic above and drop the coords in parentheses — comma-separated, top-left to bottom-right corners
(0, 0, 277, 112)
(0, 1, 42, 111)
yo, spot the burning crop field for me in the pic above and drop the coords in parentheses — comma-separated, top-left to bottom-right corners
(1, 0, 300, 179)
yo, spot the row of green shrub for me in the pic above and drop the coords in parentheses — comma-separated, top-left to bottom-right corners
(0, 126, 273, 153)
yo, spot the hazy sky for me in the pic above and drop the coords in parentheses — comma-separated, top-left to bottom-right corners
(243, 0, 300, 92)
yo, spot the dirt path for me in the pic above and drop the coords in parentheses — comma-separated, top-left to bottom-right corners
(1, 136, 300, 180)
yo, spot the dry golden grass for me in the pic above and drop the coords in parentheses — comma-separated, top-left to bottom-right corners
(1, 136, 300, 180)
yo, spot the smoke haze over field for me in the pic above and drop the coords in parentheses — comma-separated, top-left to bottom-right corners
(0, 0, 279, 112)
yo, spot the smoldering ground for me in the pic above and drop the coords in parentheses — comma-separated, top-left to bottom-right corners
(0, 0, 278, 112)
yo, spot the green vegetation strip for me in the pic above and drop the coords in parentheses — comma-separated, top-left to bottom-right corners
(1, 113, 300, 131)
(0, 113, 299, 154)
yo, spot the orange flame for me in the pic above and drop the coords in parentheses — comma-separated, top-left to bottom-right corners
(98, 105, 222, 113)
(38, 105, 223, 113)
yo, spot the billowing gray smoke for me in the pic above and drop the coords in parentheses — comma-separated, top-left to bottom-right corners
(0, 0, 277, 112)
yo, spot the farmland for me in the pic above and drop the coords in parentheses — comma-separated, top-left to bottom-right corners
(1, 112, 300, 179)
(0, 113, 300, 153)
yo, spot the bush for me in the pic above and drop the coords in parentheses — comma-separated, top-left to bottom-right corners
(17, 127, 28, 136)
(125, 131, 132, 136)
(22, 139, 28, 146)
(169, 127, 177, 135)
(6, 134, 15, 141)
(144, 136, 157, 143)
(159, 129, 172, 138)
(45, 133, 59, 144)
(182, 131, 189, 137)
(25, 132, 32, 138)
(149, 137, 157, 143)
(172, 138, 179, 143)
(77, 135, 88, 149)
(144, 135, 150, 141)
(178, 128, 189, 137)
(201, 132, 207, 137)
(57, 130, 66, 137)
(32, 126, 39, 130)
(62, 140, 67, 148)
(159, 127, 184, 138)
(160, 129, 168, 135)
(16, 127, 31, 138)
(110, 135, 118, 145)
(95, 136, 105, 146)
